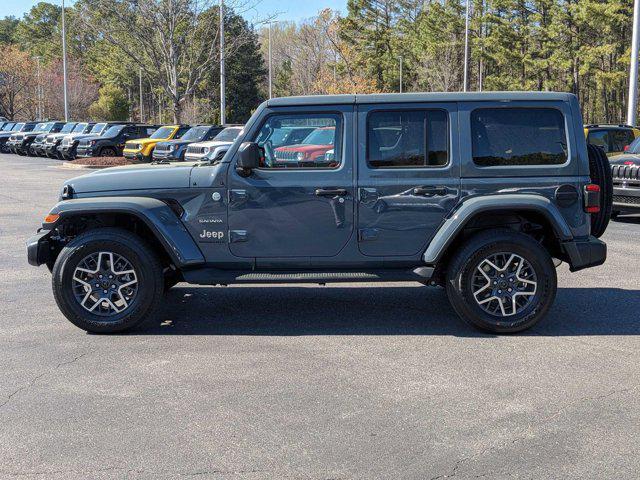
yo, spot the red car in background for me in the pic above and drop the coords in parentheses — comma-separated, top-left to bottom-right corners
(274, 126, 336, 166)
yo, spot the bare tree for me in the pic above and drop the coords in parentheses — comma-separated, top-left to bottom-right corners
(77, 0, 254, 122)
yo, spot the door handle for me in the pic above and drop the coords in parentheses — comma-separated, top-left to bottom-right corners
(413, 186, 448, 196)
(315, 188, 348, 197)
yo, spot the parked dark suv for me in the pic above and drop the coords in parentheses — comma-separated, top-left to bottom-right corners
(75, 124, 159, 158)
(44, 122, 95, 159)
(8, 121, 66, 155)
(152, 125, 225, 162)
(0, 122, 36, 153)
(27, 92, 611, 334)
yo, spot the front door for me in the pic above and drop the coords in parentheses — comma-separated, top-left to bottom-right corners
(227, 106, 355, 258)
(357, 103, 460, 257)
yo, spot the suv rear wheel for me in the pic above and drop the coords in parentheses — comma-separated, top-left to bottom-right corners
(100, 147, 117, 157)
(52, 228, 164, 333)
(445, 229, 557, 333)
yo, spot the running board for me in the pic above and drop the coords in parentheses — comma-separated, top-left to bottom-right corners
(182, 267, 434, 286)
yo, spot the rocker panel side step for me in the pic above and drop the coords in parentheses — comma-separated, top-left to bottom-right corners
(182, 267, 434, 285)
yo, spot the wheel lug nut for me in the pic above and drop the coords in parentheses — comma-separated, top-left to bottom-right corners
(111, 285, 116, 289)
(95, 283, 100, 287)
(498, 290, 502, 294)
(103, 290, 108, 294)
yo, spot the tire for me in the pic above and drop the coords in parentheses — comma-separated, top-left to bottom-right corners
(52, 227, 164, 333)
(100, 147, 117, 157)
(446, 229, 557, 334)
(587, 144, 613, 238)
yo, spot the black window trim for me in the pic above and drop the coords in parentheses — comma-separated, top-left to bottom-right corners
(470, 105, 571, 169)
(365, 107, 450, 170)
(251, 111, 345, 171)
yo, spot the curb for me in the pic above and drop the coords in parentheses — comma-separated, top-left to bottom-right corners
(60, 162, 108, 170)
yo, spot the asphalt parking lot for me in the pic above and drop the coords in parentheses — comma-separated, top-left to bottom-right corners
(1, 154, 639, 479)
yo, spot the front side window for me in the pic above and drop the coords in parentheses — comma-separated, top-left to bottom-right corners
(254, 113, 342, 168)
(367, 110, 448, 168)
(73, 123, 88, 133)
(103, 125, 124, 137)
(92, 123, 107, 134)
(471, 108, 567, 166)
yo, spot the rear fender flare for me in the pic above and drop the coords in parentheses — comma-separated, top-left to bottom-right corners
(423, 194, 574, 264)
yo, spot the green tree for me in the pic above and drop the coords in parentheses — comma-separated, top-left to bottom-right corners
(0, 16, 19, 44)
(88, 84, 130, 121)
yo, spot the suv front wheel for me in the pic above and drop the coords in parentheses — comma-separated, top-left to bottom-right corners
(445, 229, 557, 333)
(52, 228, 164, 333)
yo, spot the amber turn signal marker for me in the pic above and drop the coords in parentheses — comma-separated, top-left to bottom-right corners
(43, 213, 60, 223)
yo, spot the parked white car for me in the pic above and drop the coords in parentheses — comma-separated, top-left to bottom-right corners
(184, 126, 243, 162)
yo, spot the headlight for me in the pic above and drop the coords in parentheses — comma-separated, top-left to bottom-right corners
(168, 145, 175, 152)
(203, 147, 210, 154)
(90, 140, 96, 146)
(296, 152, 305, 161)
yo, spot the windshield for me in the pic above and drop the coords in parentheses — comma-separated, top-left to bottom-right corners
(13, 123, 24, 131)
(73, 123, 88, 133)
(213, 127, 242, 142)
(103, 125, 124, 137)
(301, 128, 335, 145)
(41, 122, 56, 132)
(150, 126, 174, 139)
(60, 123, 76, 133)
(91, 123, 107, 134)
(181, 126, 210, 141)
(34, 123, 47, 131)
(1, 123, 14, 131)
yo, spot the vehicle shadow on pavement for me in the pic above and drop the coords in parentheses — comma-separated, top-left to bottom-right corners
(128, 285, 640, 337)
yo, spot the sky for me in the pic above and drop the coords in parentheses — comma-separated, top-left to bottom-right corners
(0, 0, 347, 23)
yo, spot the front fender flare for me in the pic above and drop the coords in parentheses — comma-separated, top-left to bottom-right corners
(423, 194, 574, 264)
(47, 196, 205, 268)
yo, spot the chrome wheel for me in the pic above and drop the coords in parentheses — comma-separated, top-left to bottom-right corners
(72, 251, 138, 316)
(471, 253, 537, 317)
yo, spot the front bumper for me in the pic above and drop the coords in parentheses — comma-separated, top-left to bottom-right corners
(153, 150, 182, 161)
(58, 144, 77, 158)
(31, 143, 47, 156)
(562, 236, 607, 272)
(26, 230, 52, 266)
(75, 146, 97, 158)
(123, 151, 147, 161)
(7, 141, 26, 154)
(44, 143, 61, 157)
(612, 185, 640, 211)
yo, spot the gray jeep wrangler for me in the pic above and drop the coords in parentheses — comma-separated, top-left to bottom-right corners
(27, 92, 611, 334)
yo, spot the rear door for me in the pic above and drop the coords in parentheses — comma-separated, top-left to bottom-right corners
(356, 103, 460, 256)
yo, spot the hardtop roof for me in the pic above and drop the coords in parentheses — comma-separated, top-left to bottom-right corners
(266, 91, 575, 107)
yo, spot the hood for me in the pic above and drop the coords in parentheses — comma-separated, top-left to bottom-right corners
(78, 134, 108, 144)
(157, 138, 193, 148)
(609, 153, 640, 166)
(126, 138, 162, 147)
(67, 162, 200, 194)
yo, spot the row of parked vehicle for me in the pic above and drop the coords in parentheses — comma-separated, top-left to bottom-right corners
(0, 120, 250, 162)
(0, 118, 342, 167)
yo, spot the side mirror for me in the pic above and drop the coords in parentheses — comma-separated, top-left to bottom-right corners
(236, 142, 261, 176)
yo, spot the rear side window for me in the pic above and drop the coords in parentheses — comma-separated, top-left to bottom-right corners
(471, 108, 567, 167)
(367, 110, 448, 168)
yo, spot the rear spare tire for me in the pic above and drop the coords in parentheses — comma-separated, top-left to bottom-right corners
(587, 144, 613, 237)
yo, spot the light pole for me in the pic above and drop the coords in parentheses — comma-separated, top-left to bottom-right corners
(61, 0, 69, 120)
(268, 22, 272, 99)
(628, 0, 640, 125)
(463, 0, 470, 92)
(399, 56, 403, 93)
(139, 67, 144, 122)
(219, 0, 226, 125)
(35, 56, 42, 120)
